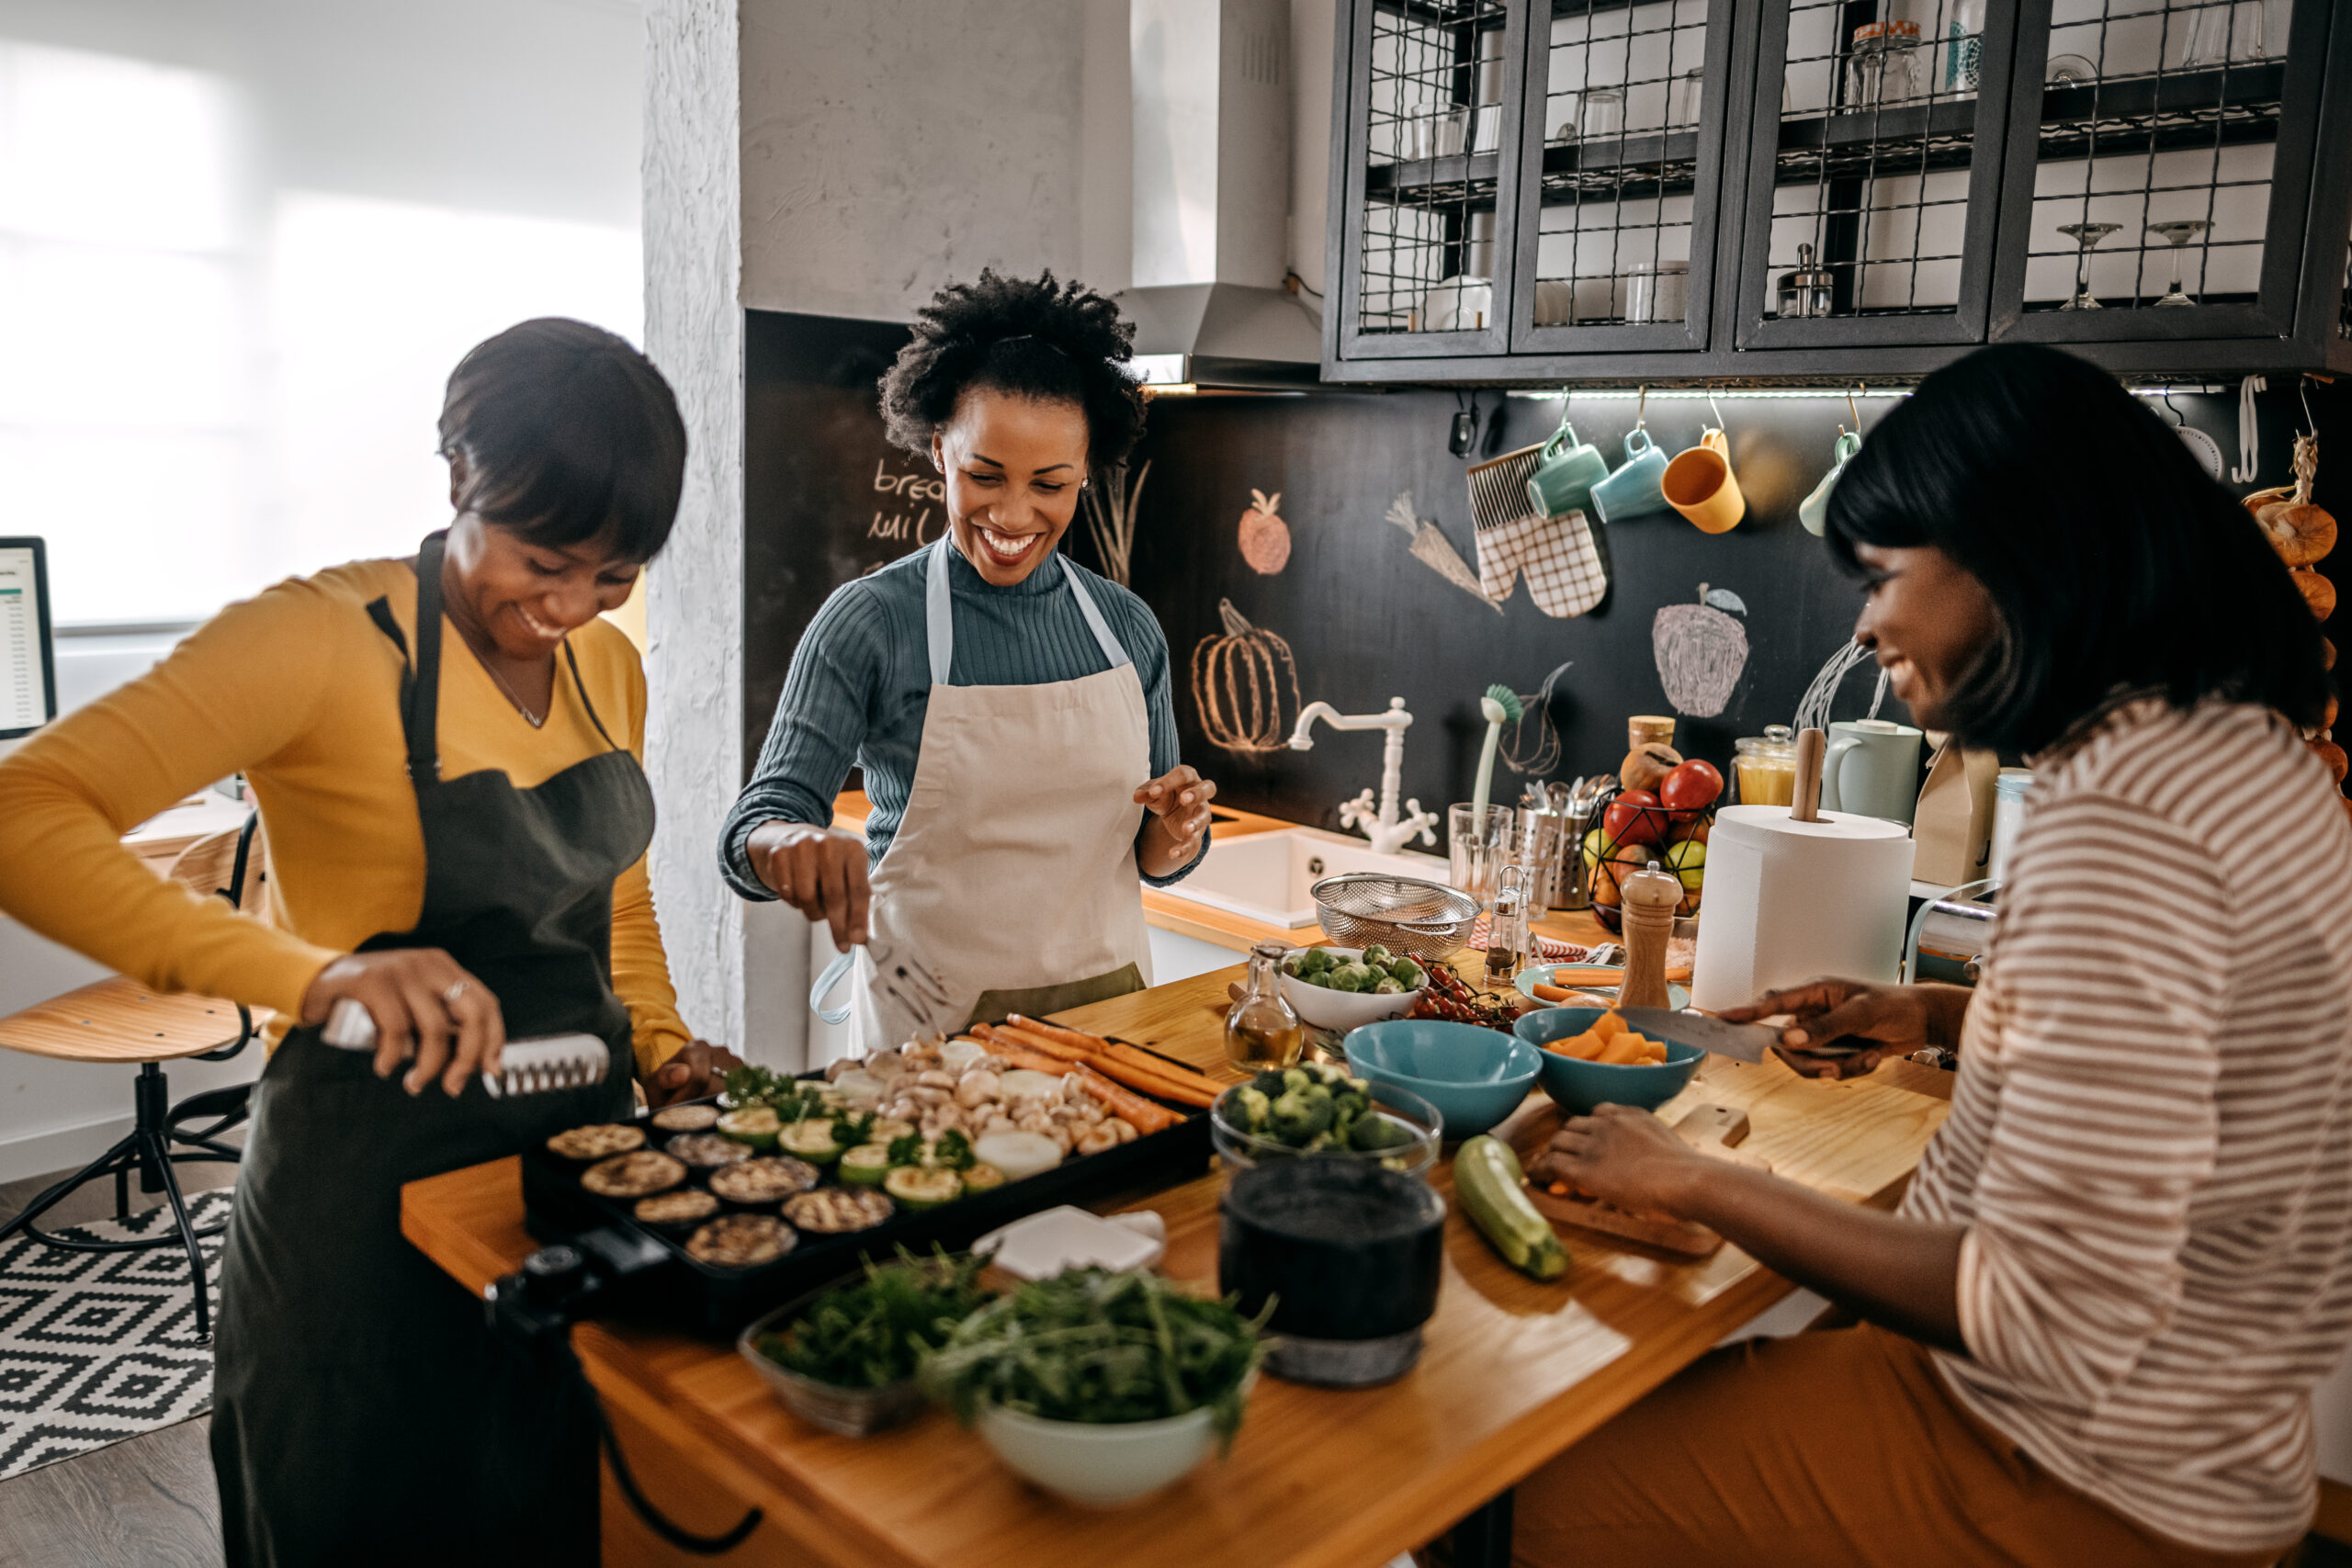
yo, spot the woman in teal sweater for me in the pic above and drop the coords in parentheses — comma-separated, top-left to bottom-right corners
(721, 272, 1210, 1050)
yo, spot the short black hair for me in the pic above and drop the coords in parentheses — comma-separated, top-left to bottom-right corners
(437, 318, 687, 563)
(878, 269, 1147, 468)
(1826, 343, 2330, 754)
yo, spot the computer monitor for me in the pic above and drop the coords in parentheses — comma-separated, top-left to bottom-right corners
(0, 537, 57, 739)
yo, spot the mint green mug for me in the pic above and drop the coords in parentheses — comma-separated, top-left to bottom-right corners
(1819, 718, 1925, 825)
(1524, 423, 1610, 520)
(1589, 428, 1672, 524)
(1799, 429, 1864, 536)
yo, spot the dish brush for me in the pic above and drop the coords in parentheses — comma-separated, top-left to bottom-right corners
(1470, 683, 1525, 825)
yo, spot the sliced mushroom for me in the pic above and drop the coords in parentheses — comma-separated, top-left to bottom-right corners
(1107, 1118, 1139, 1144)
(1045, 1122, 1075, 1155)
(914, 1068, 957, 1092)
(955, 1070, 1002, 1109)
(907, 1084, 951, 1108)
(1015, 1110, 1057, 1137)
(1075, 1124, 1120, 1156)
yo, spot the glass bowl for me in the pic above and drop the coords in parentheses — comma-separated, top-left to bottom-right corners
(736, 1280, 933, 1437)
(1208, 1079, 1442, 1182)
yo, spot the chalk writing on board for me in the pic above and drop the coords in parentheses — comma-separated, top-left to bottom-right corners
(868, 458, 947, 547)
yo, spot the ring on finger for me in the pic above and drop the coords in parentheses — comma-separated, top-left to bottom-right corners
(443, 980, 469, 1006)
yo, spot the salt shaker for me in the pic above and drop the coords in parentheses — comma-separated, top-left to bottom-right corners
(1485, 863, 1532, 988)
(1617, 861, 1683, 1010)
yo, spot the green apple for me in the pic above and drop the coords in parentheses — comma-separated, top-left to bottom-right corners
(1582, 828, 1602, 867)
(1664, 837, 1706, 890)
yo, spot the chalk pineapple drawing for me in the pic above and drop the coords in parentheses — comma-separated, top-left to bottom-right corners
(1192, 599, 1302, 755)
(1653, 585, 1749, 718)
(1238, 489, 1292, 575)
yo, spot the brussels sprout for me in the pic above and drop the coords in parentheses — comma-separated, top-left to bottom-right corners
(1307, 970, 1336, 988)
(1361, 944, 1393, 968)
(1373, 976, 1405, 995)
(1330, 963, 1376, 993)
(1298, 948, 1334, 975)
(1389, 959, 1426, 989)
(1280, 954, 1304, 977)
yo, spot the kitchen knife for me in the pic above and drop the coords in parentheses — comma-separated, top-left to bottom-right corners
(1612, 1006, 1861, 1065)
(321, 998, 610, 1097)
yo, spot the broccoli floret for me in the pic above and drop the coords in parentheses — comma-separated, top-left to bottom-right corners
(1349, 1112, 1414, 1152)
(931, 1128, 975, 1170)
(1250, 1069, 1290, 1099)
(1270, 1086, 1336, 1144)
(1346, 1076, 1372, 1094)
(1232, 1084, 1273, 1133)
(1281, 1067, 1313, 1094)
(885, 1131, 925, 1166)
(1331, 1089, 1370, 1127)
(1304, 1130, 1337, 1152)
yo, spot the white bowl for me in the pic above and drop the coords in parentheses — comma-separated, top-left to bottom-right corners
(1278, 946, 1424, 1033)
(976, 1402, 1222, 1506)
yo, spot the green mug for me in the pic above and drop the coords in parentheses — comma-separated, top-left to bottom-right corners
(1524, 423, 1610, 520)
(1799, 429, 1864, 536)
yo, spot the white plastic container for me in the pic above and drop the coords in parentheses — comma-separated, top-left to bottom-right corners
(1989, 768, 2032, 885)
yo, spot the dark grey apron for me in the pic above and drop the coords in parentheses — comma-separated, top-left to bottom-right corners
(209, 531, 650, 1567)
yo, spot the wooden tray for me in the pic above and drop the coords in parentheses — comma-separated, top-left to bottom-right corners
(1497, 1099, 1770, 1258)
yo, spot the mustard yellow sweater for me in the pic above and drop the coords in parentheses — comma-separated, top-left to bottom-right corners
(0, 559, 691, 1075)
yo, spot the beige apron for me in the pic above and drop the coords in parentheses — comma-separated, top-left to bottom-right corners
(813, 536, 1154, 1053)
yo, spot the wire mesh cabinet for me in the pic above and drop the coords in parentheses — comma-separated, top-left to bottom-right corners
(1504, 0, 1745, 355)
(1731, 0, 2027, 352)
(1329, 0, 1535, 363)
(1987, 0, 2339, 348)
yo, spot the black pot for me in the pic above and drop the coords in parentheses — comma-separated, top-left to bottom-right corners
(1218, 1159, 1445, 1386)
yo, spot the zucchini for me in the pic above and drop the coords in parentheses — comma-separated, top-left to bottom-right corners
(959, 1163, 1006, 1197)
(884, 1165, 964, 1212)
(1454, 1135, 1568, 1281)
(838, 1144, 894, 1187)
(778, 1118, 846, 1166)
(716, 1105, 781, 1151)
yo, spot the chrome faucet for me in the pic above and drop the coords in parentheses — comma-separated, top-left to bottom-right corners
(1286, 697, 1440, 855)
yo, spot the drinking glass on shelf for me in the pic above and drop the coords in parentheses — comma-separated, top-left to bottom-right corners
(1669, 68, 1704, 129)
(1575, 86, 1625, 141)
(2182, 0, 2267, 66)
(2056, 221, 2123, 310)
(2146, 220, 2211, 307)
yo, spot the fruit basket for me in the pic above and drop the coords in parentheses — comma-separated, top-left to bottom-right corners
(1577, 774, 1717, 934)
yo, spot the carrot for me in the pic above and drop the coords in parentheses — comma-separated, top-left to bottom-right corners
(1099, 1041, 1211, 1083)
(1087, 1054, 1216, 1109)
(989, 1045, 1079, 1076)
(1071, 1064, 1181, 1134)
(1005, 1014, 1114, 1055)
(978, 1023, 1092, 1062)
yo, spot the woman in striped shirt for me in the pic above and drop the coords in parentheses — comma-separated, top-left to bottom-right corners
(1522, 344, 2348, 1568)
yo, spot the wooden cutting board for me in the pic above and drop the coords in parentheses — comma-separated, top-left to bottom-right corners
(1498, 1099, 1771, 1258)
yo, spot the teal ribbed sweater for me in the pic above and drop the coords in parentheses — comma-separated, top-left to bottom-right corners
(720, 543, 1203, 897)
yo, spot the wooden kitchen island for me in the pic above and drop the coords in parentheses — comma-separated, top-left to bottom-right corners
(402, 966, 1952, 1568)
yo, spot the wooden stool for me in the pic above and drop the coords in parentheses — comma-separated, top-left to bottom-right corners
(0, 813, 267, 1343)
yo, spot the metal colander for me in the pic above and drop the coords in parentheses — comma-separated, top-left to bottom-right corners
(1310, 874, 1481, 962)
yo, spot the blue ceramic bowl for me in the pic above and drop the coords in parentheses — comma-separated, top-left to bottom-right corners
(1513, 1006, 1704, 1115)
(1342, 1020, 1542, 1140)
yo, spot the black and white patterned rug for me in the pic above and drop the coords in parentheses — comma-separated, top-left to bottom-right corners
(0, 1189, 228, 1479)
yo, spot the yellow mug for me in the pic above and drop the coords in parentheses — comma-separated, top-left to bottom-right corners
(1662, 427, 1746, 535)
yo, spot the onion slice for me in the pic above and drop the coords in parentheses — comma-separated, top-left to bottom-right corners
(973, 1130, 1064, 1182)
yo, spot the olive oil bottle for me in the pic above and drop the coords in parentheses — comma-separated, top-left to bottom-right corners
(1225, 941, 1305, 1069)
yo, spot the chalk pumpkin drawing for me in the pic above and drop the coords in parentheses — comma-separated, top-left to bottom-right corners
(1192, 599, 1302, 755)
(1384, 491, 1501, 613)
(1653, 584, 1749, 717)
(1238, 489, 1291, 575)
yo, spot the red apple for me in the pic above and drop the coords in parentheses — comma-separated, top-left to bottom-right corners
(1601, 789, 1665, 847)
(1659, 759, 1724, 812)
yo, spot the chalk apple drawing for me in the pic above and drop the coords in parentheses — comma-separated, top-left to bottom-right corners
(1238, 489, 1291, 574)
(1653, 583, 1749, 718)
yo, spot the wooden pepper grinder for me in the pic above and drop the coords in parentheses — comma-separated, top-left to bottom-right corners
(1618, 859, 1684, 1010)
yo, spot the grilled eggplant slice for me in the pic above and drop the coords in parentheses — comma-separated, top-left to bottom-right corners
(581, 1150, 686, 1199)
(707, 1156, 821, 1206)
(548, 1123, 645, 1162)
(650, 1102, 721, 1134)
(667, 1132, 752, 1171)
(684, 1213, 797, 1269)
(781, 1187, 894, 1235)
(633, 1188, 720, 1232)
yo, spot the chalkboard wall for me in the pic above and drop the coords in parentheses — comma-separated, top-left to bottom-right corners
(742, 308, 2308, 836)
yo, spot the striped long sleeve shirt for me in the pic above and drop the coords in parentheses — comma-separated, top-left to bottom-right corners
(1901, 696, 2352, 1553)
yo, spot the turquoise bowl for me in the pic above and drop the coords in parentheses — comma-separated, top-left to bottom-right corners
(1342, 1020, 1541, 1140)
(1513, 1007, 1704, 1115)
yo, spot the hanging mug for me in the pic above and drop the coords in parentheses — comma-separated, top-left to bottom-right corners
(1661, 427, 1746, 534)
(1589, 428, 1673, 524)
(1799, 429, 1864, 536)
(1524, 423, 1610, 520)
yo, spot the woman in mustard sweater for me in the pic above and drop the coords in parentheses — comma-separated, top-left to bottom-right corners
(0, 319, 737, 1566)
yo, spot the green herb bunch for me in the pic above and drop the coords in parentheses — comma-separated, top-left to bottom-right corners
(725, 1065, 822, 1122)
(757, 1249, 994, 1391)
(923, 1269, 1269, 1450)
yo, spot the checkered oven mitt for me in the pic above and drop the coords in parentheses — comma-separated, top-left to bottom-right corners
(1475, 509, 1610, 617)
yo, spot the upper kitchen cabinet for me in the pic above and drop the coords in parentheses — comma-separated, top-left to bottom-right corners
(1729, 0, 2025, 355)
(1321, 0, 2352, 382)
(1986, 0, 2351, 369)
(1327, 0, 1533, 366)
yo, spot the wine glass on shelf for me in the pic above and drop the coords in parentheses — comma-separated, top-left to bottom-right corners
(2145, 220, 2210, 308)
(2056, 221, 2122, 310)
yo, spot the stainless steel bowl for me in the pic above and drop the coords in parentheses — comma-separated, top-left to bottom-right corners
(1309, 874, 1480, 962)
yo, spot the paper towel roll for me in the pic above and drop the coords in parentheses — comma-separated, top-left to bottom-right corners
(1690, 805, 1917, 1013)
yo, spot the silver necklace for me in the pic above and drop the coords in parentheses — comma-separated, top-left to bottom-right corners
(481, 653, 551, 728)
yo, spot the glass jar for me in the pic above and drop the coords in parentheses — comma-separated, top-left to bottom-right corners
(1878, 19, 1925, 103)
(1225, 941, 1304, 1070)
(1735, 725, 1799, 807)
(1777, 243, 1835, 319)
(1844, 22, 1886, 107)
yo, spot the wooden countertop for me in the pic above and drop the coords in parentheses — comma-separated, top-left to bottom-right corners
(830, 790, 1619, 956)
(402, 967, 1951, 1568)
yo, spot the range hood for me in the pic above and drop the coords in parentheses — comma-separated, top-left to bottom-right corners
(1123, 0, 1323, 390)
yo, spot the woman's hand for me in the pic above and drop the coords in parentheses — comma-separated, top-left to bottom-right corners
(1718, 977, 1972, 1080)
(1532, 1105, 1709, 1216)
(643, 1039, 746, 1108)
(745, 820, 870, 953)
(1136, 766, 1216, 878)
(300, 949, 506, 1097)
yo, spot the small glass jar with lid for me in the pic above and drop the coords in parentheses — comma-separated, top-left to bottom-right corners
(1734, 724, 1799, 806)
(1777, 243, 1835, 319)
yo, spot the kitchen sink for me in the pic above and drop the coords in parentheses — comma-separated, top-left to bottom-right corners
(1150, 828, 1451, 930)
